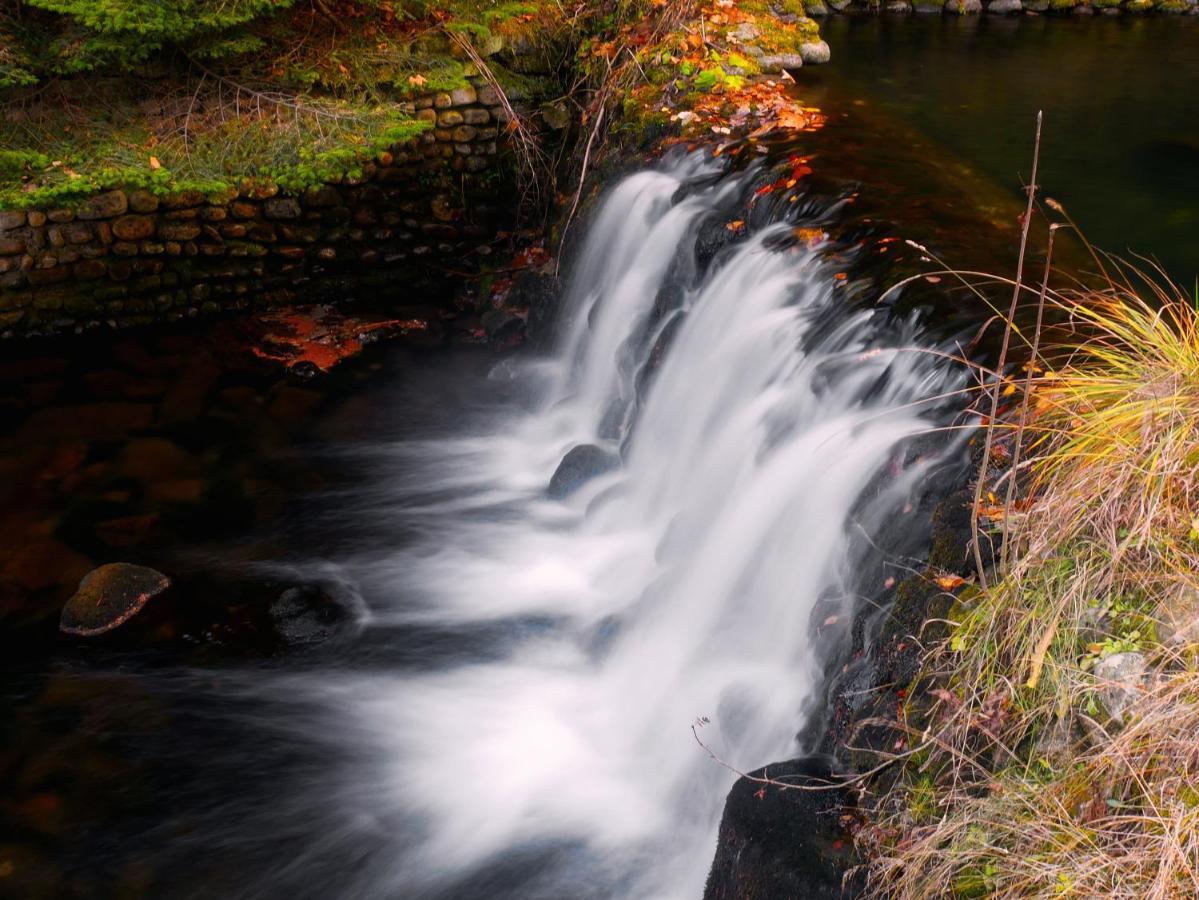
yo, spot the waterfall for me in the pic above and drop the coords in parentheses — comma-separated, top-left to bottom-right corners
(244, 149, 963, 900)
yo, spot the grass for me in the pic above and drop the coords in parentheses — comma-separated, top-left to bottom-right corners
(0, 78, 431, 207)
(860, 267, 1199, 897)
(0, 0, 570, 209)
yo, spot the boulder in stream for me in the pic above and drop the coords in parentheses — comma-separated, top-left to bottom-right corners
(705, 755, 860, 900)
(60, 563, 171, 636)
(547, 444, 619, 499)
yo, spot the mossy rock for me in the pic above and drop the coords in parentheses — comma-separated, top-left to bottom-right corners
(1124, 0, 1152, 10)
(1155, 0, 1189, 11)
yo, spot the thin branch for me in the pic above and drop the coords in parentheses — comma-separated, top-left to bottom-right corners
(972, 110, 1043, 590)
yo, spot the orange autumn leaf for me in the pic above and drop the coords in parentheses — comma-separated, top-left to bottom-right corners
(725, 219, 745, 232)
(408, 73, 427, 87)
(933, 573, 966, 591)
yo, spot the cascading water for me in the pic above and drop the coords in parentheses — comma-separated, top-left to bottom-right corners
(206, 149, 964, 900)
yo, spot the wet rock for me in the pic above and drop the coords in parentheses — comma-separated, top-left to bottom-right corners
(696, 218, 736, 268)
(507, 271, 561, 347)
(758, 54, 804, 74)
(539, 101, 572, 131)
(547, 444, 620, 499)
(988, 0, 1023, 11)
(270, 585, 348, 645)
(944, 0, 983, 11)
(799, 40, 832, 65)
(481, 308, 524, 344)
(705, 755, 859, 900)
(1093, 652, 1147, 725)
(60, 563, 171, 636)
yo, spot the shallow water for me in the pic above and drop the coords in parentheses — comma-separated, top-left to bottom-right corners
(812, 15, 1199, 282)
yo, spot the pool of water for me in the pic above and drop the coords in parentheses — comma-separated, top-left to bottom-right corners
(809, 14, 1199, 284)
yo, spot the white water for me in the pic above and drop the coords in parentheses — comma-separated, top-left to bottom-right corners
(271, 151, 962, 899)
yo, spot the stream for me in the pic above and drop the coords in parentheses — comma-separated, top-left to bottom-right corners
(3, 17, 1195, 900)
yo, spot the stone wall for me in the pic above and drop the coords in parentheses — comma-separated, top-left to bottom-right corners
(0, 78, 531, 337)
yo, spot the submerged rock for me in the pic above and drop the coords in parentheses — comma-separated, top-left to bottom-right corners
(705, 755, 859, 899)
(60, 563, 171, 636)
(270, 585, 349, 645)
(547, 444, 619, 499)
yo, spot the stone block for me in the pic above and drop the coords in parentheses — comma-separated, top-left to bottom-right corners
(263, 198, 302, 220)
(112, 216, 156, 241)
(463, 108, 491, 125)
(231, 201, 259, 219)
(77, 190, 128, 220)
(163, 190, 207, 209)
(158, 223, 201, 241)
(127, 190, 160, 213)
(451, 85, 478, 106)
(0, 211, 27, 231)
(438, 109, 465, 127)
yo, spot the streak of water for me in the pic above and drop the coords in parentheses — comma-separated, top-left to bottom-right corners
(209, 149, 963, 900)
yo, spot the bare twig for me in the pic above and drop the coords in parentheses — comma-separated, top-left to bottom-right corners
(972, 110, 1043, 589)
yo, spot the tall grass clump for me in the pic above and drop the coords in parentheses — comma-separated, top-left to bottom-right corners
(861, 270, 1199, 899)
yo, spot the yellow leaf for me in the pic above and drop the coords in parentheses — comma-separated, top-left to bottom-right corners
(149, 156, 161, 170)
(408, 73, 427, 87)
(934, 573, 965, 591)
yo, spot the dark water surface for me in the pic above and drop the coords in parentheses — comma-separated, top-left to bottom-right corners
(811, 14, 1199, 283)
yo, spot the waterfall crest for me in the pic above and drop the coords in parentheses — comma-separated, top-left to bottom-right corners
(280, 149, 963, 899)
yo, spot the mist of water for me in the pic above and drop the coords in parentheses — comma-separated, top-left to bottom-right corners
(246, 150, 962, 899)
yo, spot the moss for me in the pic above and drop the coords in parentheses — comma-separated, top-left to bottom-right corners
(0, 116, 431, 210)
(1046, 0, 1079, 9)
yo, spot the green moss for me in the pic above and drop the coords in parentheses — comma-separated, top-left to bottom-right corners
(1047, 0, 1079, 10)
(0, 112, 430, 210)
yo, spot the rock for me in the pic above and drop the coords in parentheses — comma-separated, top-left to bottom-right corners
(758, 54, 804, 74)
(1093, 651, 1147, 724)
(450, 85, 478, 106)
(127, 190, 160, 213)
(704, 755, 859, 900)
(799, 40, 832, 65)
(60, 563, 171, 636)
(507, 271, 561, 347)
(263, 198, 302, 220)
(112, 216, 156, 241)
(547, 444, 620, 499)
(733, 22, 761, 41)
(76, 190, 128, 220)
(270, 585, 348, 645)
(805, 0, 831, 12)
(988, 0, 1022, 10)
(886, 0, 914, 11)
(540, 101, 572, 131)
(481, 307, 524, 343)
(944, 0, 983, 10)
(0, 210, 27, 231)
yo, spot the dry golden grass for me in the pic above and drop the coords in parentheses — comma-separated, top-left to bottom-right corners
(861, 270, 1199, 898)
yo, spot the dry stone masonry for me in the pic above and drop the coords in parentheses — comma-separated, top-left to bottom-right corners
(0, 78, 530, 337)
